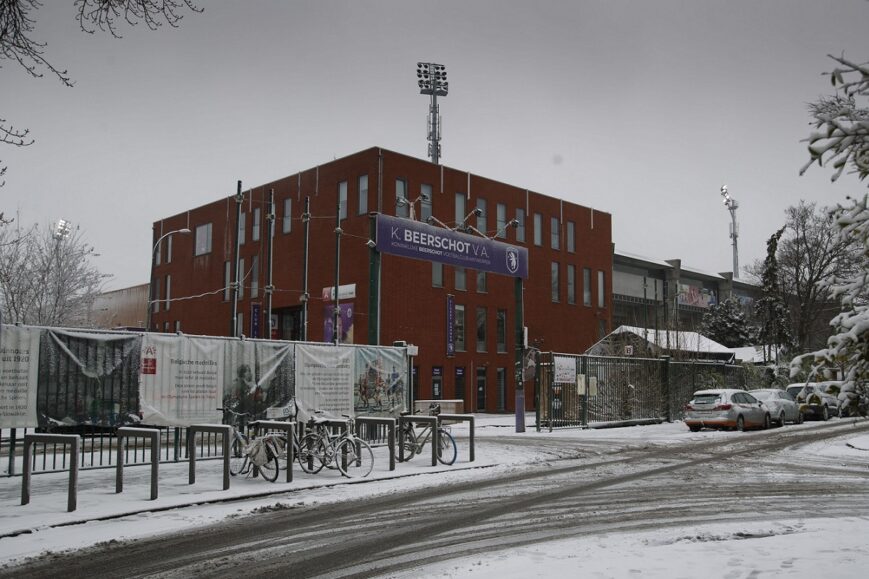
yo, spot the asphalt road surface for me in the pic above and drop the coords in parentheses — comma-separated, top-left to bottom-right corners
(3, 420, 868, 578)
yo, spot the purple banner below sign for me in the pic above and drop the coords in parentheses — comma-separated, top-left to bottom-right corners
(376, 214, 528, 278)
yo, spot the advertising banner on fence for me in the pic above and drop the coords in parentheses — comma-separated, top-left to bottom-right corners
(0, 325, 40, 428)
(222, 339, 295, 420)
(140, 334, 224, 426)
(376, 214, 529, 278)
(43, 329, 141, 427)
(354, 346, 407, 416)
(295, 344, 354, 421)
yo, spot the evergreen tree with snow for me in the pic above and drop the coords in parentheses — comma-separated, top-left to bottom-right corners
(700, 298, 752, 348)
(793, 53, 869, 415)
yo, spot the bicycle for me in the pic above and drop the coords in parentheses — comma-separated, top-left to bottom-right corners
(297, 413, 375, 478)
(218, 406, 281, 482)
(399, 403, 457, 465)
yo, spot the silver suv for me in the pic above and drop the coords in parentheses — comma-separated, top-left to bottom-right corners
(785, 382, 840, 421)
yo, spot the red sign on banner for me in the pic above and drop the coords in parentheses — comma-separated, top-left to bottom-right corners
(141, 358, 157, 374)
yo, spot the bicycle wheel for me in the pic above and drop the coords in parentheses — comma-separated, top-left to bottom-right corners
(229, 434, 248, 476)
(297, 433, 326, 474)
(335, 438, 374, 478)
(258, 449, 280, 482)
(436, 429, 457, 465)
(399, 428, 416, 461)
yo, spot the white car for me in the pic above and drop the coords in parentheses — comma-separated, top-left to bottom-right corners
(786, 383, 840, 421)
(684, 389, 771, 432)
(750, 389, 803, 426)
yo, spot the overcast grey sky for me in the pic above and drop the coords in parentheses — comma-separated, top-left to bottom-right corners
(3, 0, 868, 290)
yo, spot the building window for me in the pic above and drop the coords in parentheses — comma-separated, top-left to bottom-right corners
(224, 261, 231, 301)
(583, 268, 592, 306)
(567, 221, 575, 253)
(174, 320, 181, 333)
(239, 212, 246, 245)
(152, 277, 160, 314)
(358, 175, 368, 215)
(455, 267, 466, 291)
(251, 255, 259, 299)
(432, 262, 443, 288)
(194, 223, 212, 256)
(455, 367, 466, 400)
(551, 217, 560, 250)
(167, 235, 174, 264)
(496, 368, 507, 411)
(455, 305, 466, 352)
(252, 207, 261, 242)
(421, 184, 433, 222)
(165, 274, 171, 311)
(339, 180, 348, 220)
(236, 312, 243, 338)
(155, 239, 162, 266)
(396, 178, 408, 218)
(476, 307, 487, 352)
(283, 198, 292, 234)
(476, 198, 486, 233)
(496, 309, 507, 353)
(496, 203, 507, 238)
(238, 257, 245, 300)
(516, 208, 526, 243)
(598, 270, 606, 308)
(533, 213, 543, 246)
(163, 321, 169, 333)
(551, 262, 560, 302)
(455, 193, 466, 228)
(567, 264, 576, 305)
(476, 271, 487, 293)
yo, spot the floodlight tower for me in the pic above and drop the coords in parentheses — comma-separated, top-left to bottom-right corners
(720, 185, 740, 278)
(417, 62, 448, 164)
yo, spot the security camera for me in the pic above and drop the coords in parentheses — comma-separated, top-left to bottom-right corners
(366, 239, 377, 249)
(421, 192, 430, 202)
(472, 207, 483, 217)
(720, 185, 728, 195)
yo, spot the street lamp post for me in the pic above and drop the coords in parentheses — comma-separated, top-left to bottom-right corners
(720, 185, 740, 278)
(147, 227, 191, 332)
(417, 62, 448, 164)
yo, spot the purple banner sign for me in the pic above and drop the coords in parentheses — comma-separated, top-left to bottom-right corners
(376, 214, 528, 279)
(446, 294, 455, 358)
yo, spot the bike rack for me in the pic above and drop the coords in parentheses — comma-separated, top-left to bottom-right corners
(438, 413, 475, 462)
(398, 415, 438, 466)
(251, 420, 296, 483)
(355, 416, 396, 471)
(187, 424, 232, 490)
(21, 433, 80, 512)
(116, 427, 160, 500)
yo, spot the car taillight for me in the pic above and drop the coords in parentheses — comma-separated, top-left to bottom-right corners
(684, 403, 694, 411)
(715, 403, 732, 410)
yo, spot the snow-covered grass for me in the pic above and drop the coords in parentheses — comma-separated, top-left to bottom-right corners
(1, 415, 868, 576)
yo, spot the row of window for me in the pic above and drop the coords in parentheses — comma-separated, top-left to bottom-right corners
(184, 174, 594, 259)
(452, 305, 509, 354)
(431, 261, 606, 308)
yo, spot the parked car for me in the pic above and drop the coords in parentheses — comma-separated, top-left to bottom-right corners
(684, 389, 771, 432)
(749, 389, 803, 426)
(786, 382, 840, 421)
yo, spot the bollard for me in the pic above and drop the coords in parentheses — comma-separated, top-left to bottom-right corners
(438, 413, 475, 462)
(251, 420, 296, 483)
(22, 433, 80, 512)
(116, 427, 161, 500)
(187, 424, 232, 490)
(355, 416, 396, 471)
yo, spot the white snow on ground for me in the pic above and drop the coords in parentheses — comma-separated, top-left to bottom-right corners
(1, 416, 868, 576)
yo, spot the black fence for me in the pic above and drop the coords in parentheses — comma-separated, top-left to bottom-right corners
(536, 353, 760, 429)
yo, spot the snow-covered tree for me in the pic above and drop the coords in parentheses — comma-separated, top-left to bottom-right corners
(792, 53, 869, 415)
(0, 218, 109, 326)
(700, 298, 752, 348)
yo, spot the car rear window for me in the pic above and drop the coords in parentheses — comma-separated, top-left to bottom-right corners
(692, 394, 720, 404)
(752, 391, 773, 401)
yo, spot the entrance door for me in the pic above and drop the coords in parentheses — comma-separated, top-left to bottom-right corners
(476, 367, 487, 411)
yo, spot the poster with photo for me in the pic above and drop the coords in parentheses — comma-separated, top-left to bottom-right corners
(354, 346, 407, 416)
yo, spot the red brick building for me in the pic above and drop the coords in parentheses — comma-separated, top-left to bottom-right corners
(150, 147, 612, 412)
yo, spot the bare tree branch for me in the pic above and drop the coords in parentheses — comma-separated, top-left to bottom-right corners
(75, 0, 202, 37)
(0, 0, 73, 85)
